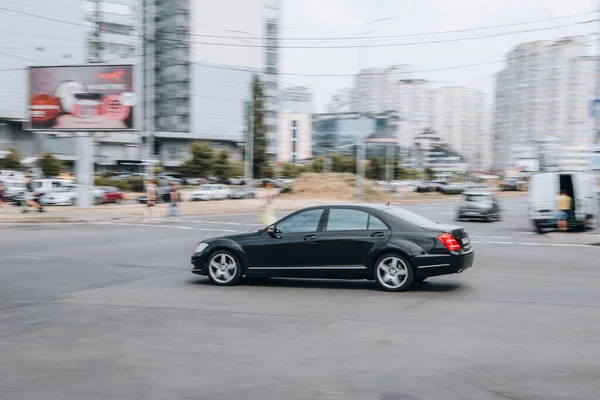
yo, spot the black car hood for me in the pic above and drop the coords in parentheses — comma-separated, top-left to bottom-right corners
(204, 230, 263, 243)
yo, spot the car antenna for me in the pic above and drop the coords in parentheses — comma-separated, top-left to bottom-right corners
(386, 201, 390, 206)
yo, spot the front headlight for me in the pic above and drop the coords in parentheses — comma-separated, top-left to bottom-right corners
(194, 242, 209, 253)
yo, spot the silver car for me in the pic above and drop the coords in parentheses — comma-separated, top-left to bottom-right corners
(456, 192, 502, 222)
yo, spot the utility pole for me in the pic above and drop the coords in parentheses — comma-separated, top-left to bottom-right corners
(595, 1, 600, 146)
(142, 0, 155, 180)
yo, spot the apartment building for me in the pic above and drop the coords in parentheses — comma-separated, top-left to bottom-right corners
(493, 36, 595, 171)
(394, 79, 432, 150)
(326, 87, 354, 113)
(351, 65, 410, 114)
(431, 86, 486, 171)
(278, 86, 313, 163)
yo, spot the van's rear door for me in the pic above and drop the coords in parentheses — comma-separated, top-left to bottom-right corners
(529, 173, 559, 218)
(573, 173, 597, 219)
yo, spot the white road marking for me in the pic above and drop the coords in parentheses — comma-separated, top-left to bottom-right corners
(471, 235, 512, 239)
(487, 241, 515, 245)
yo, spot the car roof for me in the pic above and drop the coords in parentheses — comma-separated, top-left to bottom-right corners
(302, 203, 391, 211)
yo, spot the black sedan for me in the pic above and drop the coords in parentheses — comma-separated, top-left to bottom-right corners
(191, 204, 474, 292)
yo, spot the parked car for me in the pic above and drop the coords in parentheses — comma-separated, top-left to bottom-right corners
(0, 178, 26, 201)
(439, 184, 466, 195)
(137, 186, 172, 204)
(190, 184, 231, 201)
(229, 177, 244, 186)
(191, 204, 474, 292)
(229, 187, 256, 199)
(30, 179, 72, 196)
(456, 192, 502, 222)
(99, 186, 125, 203)
(501, 177, 527, 191)
(184, 178, 207, 186)
(39, 185, 79, 206)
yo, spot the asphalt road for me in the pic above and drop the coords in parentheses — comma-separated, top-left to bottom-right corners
(1, 197, 600, 400)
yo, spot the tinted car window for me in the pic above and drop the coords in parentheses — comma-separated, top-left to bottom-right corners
(326, 209, 369, 231)
(383, 207, 438, 229)
(277, 209, 323, 234)
(368, 215, 389, 230)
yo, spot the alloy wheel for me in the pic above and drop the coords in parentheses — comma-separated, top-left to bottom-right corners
(377, 257, 409, 289)
(208, 253, 238, 284)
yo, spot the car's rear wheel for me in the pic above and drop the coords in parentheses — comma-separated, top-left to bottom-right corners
(374, 254, 414, 292)
(207, 251, 243, 286)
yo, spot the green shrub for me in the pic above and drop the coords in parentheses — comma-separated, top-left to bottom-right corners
(94, 177, 131, 192)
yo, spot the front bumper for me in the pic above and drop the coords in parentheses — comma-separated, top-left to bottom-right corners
(191, 250, 210, 275)
(414, 249, 474, 279)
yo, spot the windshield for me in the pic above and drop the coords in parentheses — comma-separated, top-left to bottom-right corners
(383, 207, 439, 229)
(465, 194, 492, 202)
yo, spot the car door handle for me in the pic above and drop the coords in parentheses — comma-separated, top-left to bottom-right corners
(370, 232, 384, 237)
(303, 235, 316, 241)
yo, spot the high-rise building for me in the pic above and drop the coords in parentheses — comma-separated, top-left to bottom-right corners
(278, 86, 312, 163)
(394, 79, 432, 150)
(146, 0, 279, 168)
(85, 0, 138, 63)
(431, 86, 486, 171)
(326, 88, 354, 113)
(493, 36, 595, 171)
(263, 0, 281, 161)
(351, 65, 410, 114)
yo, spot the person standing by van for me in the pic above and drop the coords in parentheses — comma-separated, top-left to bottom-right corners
(556, 190, 572, 231)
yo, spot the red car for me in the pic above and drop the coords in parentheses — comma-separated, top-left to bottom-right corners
(100, 186, 125, 204)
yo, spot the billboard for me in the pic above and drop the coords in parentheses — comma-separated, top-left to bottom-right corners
(28, 64, 136, 131)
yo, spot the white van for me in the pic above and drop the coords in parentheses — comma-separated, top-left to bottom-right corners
(529, 172, 598, 233)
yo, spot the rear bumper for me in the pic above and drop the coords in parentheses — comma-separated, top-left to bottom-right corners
(413, 249, 474, 279)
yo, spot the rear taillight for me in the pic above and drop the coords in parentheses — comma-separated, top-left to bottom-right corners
(438, 233, 461, 251)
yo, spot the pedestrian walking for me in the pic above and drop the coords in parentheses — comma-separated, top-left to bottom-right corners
(259, 181, 277, 226)
(556, 189, 572, 232)
(142, 179, 157, 223)
(22, 177, 44, 213)
(166, 181, 182, 221)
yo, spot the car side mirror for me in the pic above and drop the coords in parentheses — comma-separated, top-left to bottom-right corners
(267, 225, 281, 239)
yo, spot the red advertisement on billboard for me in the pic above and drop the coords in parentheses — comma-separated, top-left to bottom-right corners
(28, 64, 136, 131)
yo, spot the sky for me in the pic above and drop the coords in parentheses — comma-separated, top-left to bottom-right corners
(275, 0, 597, 111)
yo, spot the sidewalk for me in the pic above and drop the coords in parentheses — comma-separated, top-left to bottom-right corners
(0, 191, 528, 224)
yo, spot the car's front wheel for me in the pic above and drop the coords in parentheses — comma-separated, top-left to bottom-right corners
(374, 254, 414, 292)
(207, 251, 243, 286)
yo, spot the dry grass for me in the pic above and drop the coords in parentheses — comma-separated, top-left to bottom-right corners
(280, 173, 390, 202)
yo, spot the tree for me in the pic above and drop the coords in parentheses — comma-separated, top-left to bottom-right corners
(249, 75, 268, 178)
(424, 166, 436, 181)
(39, 152, 63, 177)
(0, 147, 22, 170)
(281, 163, 299, 179)
(179, 141, 213, 177)
(213, 149, 231, 182)
(311, 156, 324, 173)
(367, 156, 385, 180)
